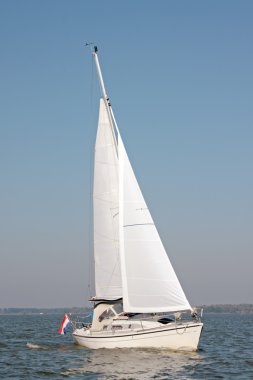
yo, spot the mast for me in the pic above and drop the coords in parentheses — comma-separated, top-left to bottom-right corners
(92, 46, 118, 154)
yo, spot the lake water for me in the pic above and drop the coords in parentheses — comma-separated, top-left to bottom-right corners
(1, 313, 253, 379)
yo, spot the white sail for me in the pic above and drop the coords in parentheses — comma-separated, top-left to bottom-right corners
(118, 133, 192, 313)
(93, 99, 122, 299)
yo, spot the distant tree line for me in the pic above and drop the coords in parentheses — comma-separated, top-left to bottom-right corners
(0, 307, 91, 315)
(1, 304, 253, 315)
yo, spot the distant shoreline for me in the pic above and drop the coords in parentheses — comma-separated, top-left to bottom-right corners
(0, 307, 90, 315)
(1, 304, 253, 315)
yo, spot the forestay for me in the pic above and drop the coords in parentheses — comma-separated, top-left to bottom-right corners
(118, 133, 192, 313)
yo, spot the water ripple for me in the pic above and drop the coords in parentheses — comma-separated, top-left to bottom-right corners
(0, 313, 253, 379)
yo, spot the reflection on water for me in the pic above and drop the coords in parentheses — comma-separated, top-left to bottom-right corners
(62, 348, 202, 379)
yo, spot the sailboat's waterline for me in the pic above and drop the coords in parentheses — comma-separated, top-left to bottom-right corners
(74, 46, 203, 350)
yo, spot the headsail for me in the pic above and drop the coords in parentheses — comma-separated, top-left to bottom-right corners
(93, 99, 122, 300)
(118, 133, 192, 313)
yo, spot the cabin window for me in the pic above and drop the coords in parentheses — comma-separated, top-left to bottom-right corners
(113, 303, 123, 315)
(112, 325, 123, 330)
(99, 308, 115, 322)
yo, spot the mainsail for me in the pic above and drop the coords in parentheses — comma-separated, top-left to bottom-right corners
(93, 99, 121, 299)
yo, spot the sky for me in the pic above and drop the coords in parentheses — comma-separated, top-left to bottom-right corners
(0, 0, 252, 308)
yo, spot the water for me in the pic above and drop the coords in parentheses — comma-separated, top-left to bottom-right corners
(1, 313, 253, 379)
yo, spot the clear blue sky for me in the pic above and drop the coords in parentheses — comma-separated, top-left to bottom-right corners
(0, 0, 252, 308)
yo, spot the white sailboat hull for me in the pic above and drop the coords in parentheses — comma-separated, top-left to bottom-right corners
(73, 322, 203, 351)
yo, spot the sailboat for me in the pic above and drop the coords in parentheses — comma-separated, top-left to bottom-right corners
(73, 46, 203, 350)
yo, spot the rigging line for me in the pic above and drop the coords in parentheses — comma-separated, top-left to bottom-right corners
(92, 48, 118, 157)
(87, 53, 96, 301)
(90, 47, 94, 120)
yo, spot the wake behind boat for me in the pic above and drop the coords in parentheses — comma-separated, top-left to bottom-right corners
(73, 46, 203, 350)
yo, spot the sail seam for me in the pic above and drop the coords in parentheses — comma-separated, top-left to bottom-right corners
(124, 223, 154, 227)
